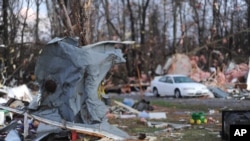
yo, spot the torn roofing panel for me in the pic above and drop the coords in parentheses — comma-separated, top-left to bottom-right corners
(32, 37, 132, 138)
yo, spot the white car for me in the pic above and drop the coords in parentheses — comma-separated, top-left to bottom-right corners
(150, 74, 210, 98)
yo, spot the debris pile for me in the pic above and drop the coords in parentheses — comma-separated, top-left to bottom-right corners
(0, 37, 135, 140)
(159, 53, 250, 99)
(164, 53, 249, 86)
(104, 53, 250, 99)
(0, 38, 250, 140)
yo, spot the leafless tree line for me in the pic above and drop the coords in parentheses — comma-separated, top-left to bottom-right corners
(0, 0, 250, 83)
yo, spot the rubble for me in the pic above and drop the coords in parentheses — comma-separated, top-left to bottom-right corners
(106, 52, 250, 97)
(0, 39, 250, 140)
(157, 53, 250, 100)
(207, 87, 230, 98)
(0, 37, 135, 140)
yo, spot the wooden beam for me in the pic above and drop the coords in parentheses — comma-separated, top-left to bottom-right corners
(113, 100, 140, 114)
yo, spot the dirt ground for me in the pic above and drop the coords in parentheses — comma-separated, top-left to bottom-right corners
(108, 93, 250, 141)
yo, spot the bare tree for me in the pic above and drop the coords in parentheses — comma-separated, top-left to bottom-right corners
(55, 0, 95, 45)
(162, 0, 168, 50)
(139, 0, 150, 46)
(101, 0, 121, 40)
(7, 1, 21, 43)
(126, 0, 136, 41)
(3, 0, 250, 81)
(45, 0, 61, 37)
(20, 0, 31, 44)
(120, 0, 126, 40)
(171, 0, 179, 52)
(189, 0, 205, 46)
(246, 0, 250, 54)
(2, 0, 8, 45)
(35, 0, 43, 43)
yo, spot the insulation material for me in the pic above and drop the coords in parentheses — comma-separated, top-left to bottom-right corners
(166, 53, 210, 82)
(7, 85, 34, 102)
(167, 54, 192, 75)
(225, 63, 249, 82)
(164, 53, 249, 87)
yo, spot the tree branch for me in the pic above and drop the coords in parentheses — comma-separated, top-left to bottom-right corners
(188, 27, 250, 55)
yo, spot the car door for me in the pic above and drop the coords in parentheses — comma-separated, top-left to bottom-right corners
(164, 76, 175, 96)
(157, 76, 168, 95)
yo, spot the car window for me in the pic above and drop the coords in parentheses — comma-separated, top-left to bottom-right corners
(159, 76, 167, 82)
(173, 77, 181, 83)
(159, 76, 173, 83)
(173, 76, 194, 83)
(165, 76, 173, 83)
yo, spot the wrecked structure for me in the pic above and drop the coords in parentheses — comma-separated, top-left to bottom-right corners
(159, 53, 250, 88)
(0, 37, 135, 140)
(0, 37, 250, 140)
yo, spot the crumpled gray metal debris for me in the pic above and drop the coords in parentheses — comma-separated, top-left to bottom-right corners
(29, 37, 134, 138)
(5, 129, 21, 141)
(33, 123, 62, 141)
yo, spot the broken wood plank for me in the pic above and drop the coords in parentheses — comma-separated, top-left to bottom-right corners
(148, 121, 191, 130)
(0, 105, 127, 140)
(113, 100, 140, 114)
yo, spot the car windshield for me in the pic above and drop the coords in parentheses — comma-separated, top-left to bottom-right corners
(173, 76, 195, 83)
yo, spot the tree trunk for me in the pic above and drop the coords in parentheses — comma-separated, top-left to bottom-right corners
(121, 0, 126, 40)
(2, 0, 9, 69)
(19, 0, 30, 68)
(126, 0, 136, 76)
(201, 0, 207, 42)
(247, 0, 250, 54)
(172, 0, 177, 53)
(103, 0, 112, 39)
(3, 0, 8, 45)
(35, 0, 41, 43)
(178, 3, 185, 51)
(59, 0, 74, 36)
(102, 0, 121, 40)
(190, 0, 202, 45)
(140, 0, 149, 46)
(21, 0, 30, 44)
(127, 0, 135, 41)
(163, 0, 167, 50)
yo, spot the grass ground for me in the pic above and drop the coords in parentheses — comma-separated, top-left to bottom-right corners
(109, 99, 224, 141)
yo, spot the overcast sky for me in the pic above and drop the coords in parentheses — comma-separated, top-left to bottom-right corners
(17, 1, 51, 43)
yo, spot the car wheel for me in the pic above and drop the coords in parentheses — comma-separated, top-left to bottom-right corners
(153, 88, 160, 97)
(174, 89, 182, 98)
